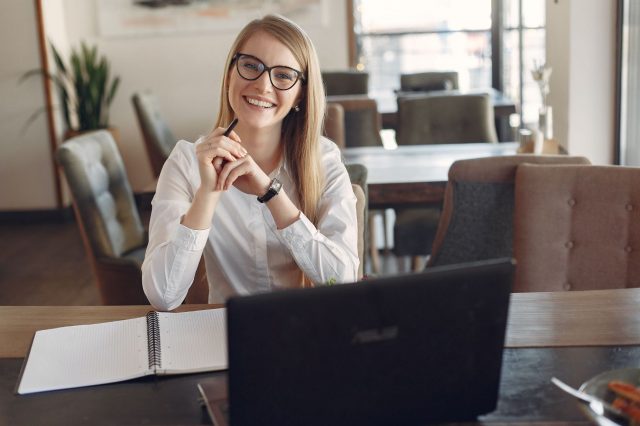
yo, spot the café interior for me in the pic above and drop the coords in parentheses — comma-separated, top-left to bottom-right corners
(2, 0, 640, 424)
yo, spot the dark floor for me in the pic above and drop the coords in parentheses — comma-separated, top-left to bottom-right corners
(0, 212, 408, 305)
(0, 218, 99, 305)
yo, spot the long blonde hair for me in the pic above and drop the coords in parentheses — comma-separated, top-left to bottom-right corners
(216, 14, 325, 224)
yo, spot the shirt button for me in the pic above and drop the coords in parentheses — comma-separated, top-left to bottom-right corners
(563, 282, 572, 291)
(625, 246, 633, 253)
(626, 204, 633, 211)
(565, 241, 574, 249)
(567, 198, 576, 207)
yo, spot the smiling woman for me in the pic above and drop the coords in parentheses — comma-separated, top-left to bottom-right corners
(142, 14, 359, 311)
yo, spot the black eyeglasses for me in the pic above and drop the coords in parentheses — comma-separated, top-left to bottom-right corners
(232, 53, 305, 91)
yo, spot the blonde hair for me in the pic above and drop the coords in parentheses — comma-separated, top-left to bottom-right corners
(216, 14, 325, 224)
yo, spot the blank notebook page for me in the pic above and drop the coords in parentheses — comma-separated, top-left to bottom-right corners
(157, 308, 227, 373)
(18, 317, 149, 394)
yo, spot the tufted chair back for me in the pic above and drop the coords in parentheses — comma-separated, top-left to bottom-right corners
(56, 130, 148, 304)
(400, 71, 459, 92)
(396, 93, 497, 146)
(321, 70, 369, 96)
(132, 92, 176, 178)
(427, 155, 591, 268)
(514, 164, 640, 291)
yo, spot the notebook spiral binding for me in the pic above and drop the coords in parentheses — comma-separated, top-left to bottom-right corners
(146, 311, 161, 369)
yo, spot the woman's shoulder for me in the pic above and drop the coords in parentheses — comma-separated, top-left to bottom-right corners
(168, 139, 199, 165)
(318, 136, 342, 162)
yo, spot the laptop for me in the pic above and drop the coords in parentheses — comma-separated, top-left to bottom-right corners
(202, 258, 514, 426)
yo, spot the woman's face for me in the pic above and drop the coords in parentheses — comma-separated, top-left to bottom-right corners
(228, 31, 304, 133)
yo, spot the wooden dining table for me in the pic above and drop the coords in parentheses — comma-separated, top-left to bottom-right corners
(342, 141, 519, 209)
(2, 287, 640, 424)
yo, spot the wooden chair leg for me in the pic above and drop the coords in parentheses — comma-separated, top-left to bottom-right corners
(368, 214, 381, 274)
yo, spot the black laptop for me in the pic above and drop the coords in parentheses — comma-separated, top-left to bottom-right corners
(211, 258, 514, 426)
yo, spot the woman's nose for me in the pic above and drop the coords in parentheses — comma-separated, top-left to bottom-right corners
(253, 71, 273, 92)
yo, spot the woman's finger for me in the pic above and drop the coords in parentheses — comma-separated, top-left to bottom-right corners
(217, 158, 247, 191)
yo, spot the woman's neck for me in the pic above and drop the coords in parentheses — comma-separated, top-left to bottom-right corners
(236, 123, 283, 174)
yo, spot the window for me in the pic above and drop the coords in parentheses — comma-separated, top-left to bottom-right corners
(352, 0, 545, 127)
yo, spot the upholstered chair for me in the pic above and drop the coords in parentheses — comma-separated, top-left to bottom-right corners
(427, 155, 591, 269)
(514, 164, 640, 291)
(324, 102, 345, 149)
(352, 184, 366, 279)
(325, 96, 383, 148)
(321, 70, 369, 96)
(56, 130, 149, 304)
(400, 71, 459, 92)
(393, 93, 498, 269)
(132, 92, 177, 178)
(396, 93, 498, 146)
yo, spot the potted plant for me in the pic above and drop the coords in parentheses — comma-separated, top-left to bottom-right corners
(22, 41, 121, 140)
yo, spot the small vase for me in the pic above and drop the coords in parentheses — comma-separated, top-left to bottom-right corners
(538, 106, 553, 140)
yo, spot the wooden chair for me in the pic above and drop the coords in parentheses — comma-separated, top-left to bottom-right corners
(514, 164, 640, 291)
(427, 155, 591, 269)
(132, 91, 176, 178)
(323, 103, 345, 149)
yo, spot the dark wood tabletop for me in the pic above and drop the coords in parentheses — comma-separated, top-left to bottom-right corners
(3, 287, 640, 424)
(342, 142, 519, 209)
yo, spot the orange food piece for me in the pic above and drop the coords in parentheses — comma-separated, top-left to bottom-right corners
(609, 381, 640, 404)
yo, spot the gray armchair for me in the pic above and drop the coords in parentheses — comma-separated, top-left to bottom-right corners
(400, 71, 459, 92)
(132, 91, 176, 178)
(321, 70, 369, 96)
(393, 93, 498, 269)
(56, 130, 148, 304)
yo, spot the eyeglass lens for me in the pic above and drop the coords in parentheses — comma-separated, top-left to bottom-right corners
(236, 55, 300, 90)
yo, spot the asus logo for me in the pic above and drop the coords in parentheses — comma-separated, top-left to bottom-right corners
(351, 326, 399, 344)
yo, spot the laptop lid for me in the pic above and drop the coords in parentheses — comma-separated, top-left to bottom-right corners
(226, 258, 514, 426)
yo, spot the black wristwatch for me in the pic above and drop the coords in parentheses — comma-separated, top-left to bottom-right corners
(257, 178, 282, 203)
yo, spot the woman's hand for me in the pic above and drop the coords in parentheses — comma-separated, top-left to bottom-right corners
(216, 154, 272, 197)
(195, 127, 246, 193)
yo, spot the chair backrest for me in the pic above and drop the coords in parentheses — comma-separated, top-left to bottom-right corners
(325, 95, 383, 148)
(322, 70, 369, 96)
(346, 163, 369, 275)
(352, 183, 366, 279)
(396, 93, 498, 146)
(56, 130, 148, 304)
(132, 92, 176, 178)
(400, 71, 459, 92)
(514, 164, 640, 291)
(428, 155, 591, 268)
(324, 102, 345, 149)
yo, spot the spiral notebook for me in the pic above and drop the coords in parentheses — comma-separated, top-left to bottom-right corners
(16, 308, 227, 395)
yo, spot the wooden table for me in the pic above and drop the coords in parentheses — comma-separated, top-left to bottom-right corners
(343, 142, 519, 209)
(3, 288, 640, 424)
(2, 288, 639, 359)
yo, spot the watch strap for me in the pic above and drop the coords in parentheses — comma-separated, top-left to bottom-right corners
(257, 178, 282, 203)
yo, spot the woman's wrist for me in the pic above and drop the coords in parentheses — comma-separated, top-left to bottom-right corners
(181, 187, 220, 230)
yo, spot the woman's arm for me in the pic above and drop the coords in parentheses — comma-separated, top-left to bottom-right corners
(276, 144, 359, 285)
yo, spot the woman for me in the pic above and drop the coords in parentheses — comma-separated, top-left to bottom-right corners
(142, 14, 358, 311)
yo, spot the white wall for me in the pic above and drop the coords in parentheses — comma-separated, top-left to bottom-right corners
(57, 0, 351, 192)
(0, 0, 57, 210)
(547, 0, 616, 164)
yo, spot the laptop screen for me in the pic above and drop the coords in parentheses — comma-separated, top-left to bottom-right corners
(225, 258, 514, 426)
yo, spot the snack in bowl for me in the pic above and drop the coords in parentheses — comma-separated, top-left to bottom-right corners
(609, 381, 640, 423)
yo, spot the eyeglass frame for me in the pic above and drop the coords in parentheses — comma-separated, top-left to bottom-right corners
(231, 53, 306, 91)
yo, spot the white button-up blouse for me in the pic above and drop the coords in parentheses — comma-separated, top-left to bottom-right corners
(142, 137, 359, 311)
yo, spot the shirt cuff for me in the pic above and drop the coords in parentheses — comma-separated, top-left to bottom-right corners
(173, 223, 209, 251)
(278, 213, 316, 251)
